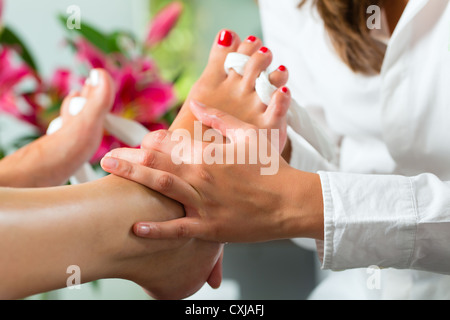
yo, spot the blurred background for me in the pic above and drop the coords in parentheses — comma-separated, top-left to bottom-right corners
(0, 0, 318, 300)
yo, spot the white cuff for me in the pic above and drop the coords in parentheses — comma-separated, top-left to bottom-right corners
(316, 171, 418, 271)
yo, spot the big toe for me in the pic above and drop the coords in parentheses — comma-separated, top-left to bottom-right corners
(82, 69, 115, 117)
(61, 68, 115, 120)
(203, 29, 241, 81)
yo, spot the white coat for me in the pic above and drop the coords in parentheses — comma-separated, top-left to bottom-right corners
(259, 0, 450, 299)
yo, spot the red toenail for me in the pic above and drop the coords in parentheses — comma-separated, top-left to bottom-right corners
(259, 46, 269, 53)
(281, 87, 289, 93)
(218, 30, 233, 47)
(247, 35, 257, 42)
(278, 65, 287, 72)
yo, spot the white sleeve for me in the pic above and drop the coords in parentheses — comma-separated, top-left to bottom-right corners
(287, 126, 338, 173)
(316, 171, 450, 275)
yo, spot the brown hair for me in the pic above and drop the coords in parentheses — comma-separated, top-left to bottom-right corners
(300, 0, 385, 75)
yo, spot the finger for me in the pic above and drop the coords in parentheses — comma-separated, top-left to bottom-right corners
(134, 217, 205, 240)
(106, 147, 182, 175)
(141, 130, 180, 154)
(142, 129, 209, 165)
(189, 100, 257, 143)
(101, 157, 200, 207)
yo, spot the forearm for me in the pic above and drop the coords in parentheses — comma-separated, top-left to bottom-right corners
(0, 176, 184, 299)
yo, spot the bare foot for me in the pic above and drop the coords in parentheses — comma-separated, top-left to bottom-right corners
(54, 68, 115, 169)
(100, 30, 294, 299)
(171, 30, 291, 149)
(95, 175, 222, 300)
(0, 69, 115, 187)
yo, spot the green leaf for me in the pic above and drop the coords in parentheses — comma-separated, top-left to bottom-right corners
(0, 26, 39, 72)
(58, 14, 123, 54)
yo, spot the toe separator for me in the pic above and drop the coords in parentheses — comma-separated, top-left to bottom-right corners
(255, 71, 277, 105)
(224, 52, 251, 75)
(223, 52, 337, 163)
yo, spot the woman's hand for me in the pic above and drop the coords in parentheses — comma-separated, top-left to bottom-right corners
(101, 101, 325, 243)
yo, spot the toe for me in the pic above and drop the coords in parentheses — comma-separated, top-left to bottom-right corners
(264, 86, 291, 126)
(237, 35, 263, 57)
(269, 65, 289, 88)
(242, 46, 273, 91)
(60, 90, 81, 119)
(204, 29, 241, 81)
(79, 69, 115, 119)
(226, 35, 263, 81)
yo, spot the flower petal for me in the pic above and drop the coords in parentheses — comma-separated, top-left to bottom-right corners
(146, 1, 183, 47)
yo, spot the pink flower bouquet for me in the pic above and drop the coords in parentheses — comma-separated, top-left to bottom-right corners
(0, 0, 183, 164)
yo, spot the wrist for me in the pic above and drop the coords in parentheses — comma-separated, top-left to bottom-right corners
(279, 167, 324, 241)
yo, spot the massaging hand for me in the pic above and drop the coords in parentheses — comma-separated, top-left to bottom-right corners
(101, 101, 325, 243)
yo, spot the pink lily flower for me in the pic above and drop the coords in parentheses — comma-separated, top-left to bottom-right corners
(146, 1, 183, 48)
(133, 81, 176, 122)
(75, 38, 109, 71)
(0, 48, 34, 122)
(0, 48, 31, 96)
(50, 68, 73, 98)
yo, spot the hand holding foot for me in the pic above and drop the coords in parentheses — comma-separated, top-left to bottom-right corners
(171, 30, 291, 150)
(99, 29, 320, 243)
(101, 101, 324, 243)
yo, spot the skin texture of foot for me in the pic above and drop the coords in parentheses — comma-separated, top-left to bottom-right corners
(0, 29, 292, 299)
(0, 69, 115, 187)
(58, 69, 115, 165)
(99, 30, 294, 298)
(171, 30, 291, 150)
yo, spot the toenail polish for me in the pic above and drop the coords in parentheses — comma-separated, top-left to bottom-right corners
(247, 35, 257, 42)
(87, 69, 100, 87)
(278, 65, 287, 72)
(259, 46, 269, 53)
(218, 30, 233, 47)
(69, 97, 87, 116)
(281, 87, 289, 93)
